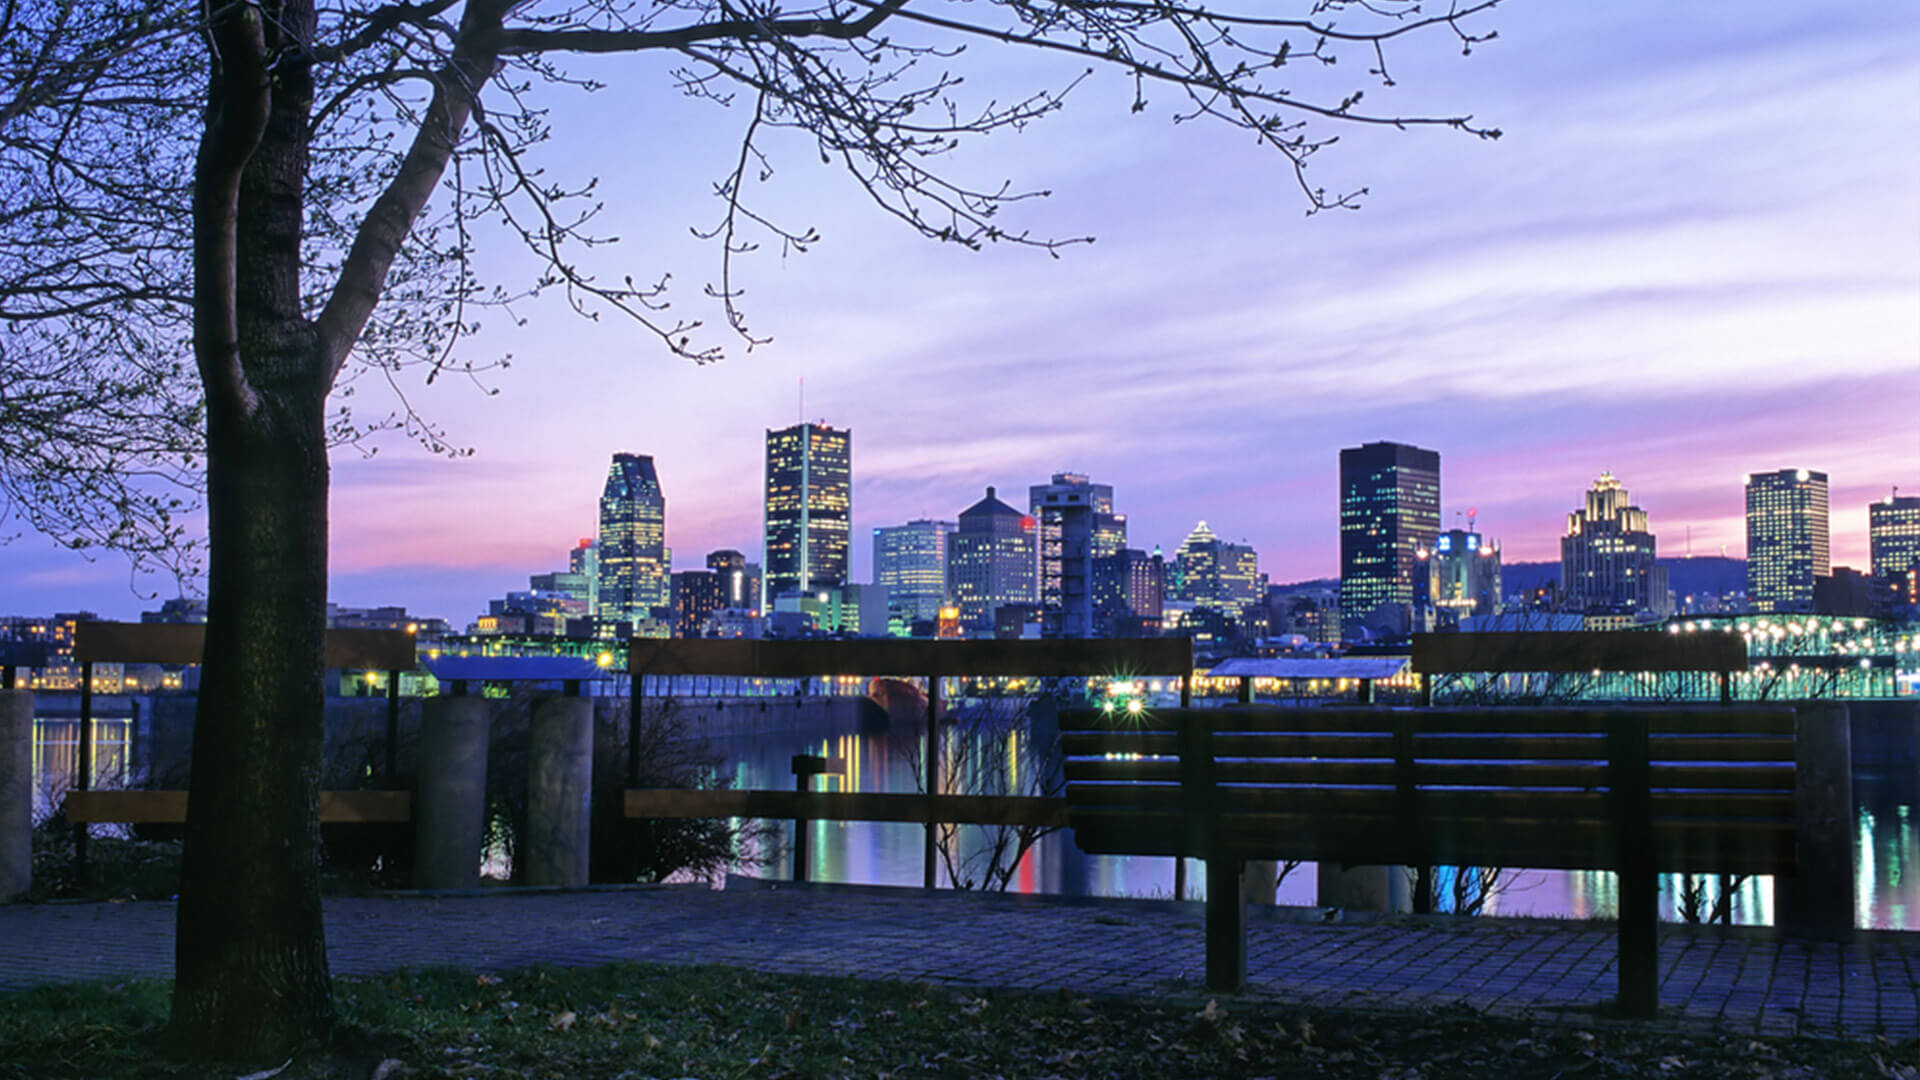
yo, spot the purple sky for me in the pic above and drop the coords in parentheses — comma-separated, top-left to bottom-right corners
(7, 1, 1918, 624)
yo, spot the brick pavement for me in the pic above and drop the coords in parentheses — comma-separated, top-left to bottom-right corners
(2, 880, 1913, 1039)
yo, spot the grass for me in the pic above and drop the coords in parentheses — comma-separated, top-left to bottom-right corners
(3, 963, 1915, 1080)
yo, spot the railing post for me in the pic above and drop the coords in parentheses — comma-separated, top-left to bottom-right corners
(1175, 673, 1191, 902)
(385, 670, 402, 786)
(1607, 710, 1657, 1017)
(923, 674, 941, 889)
(74, 659, 93, 886)
(1394, 711, 1431, 915)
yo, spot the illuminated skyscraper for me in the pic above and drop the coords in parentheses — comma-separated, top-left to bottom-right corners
(1172, 521, 1260, 617)
(1029, 472, 1125, 638)
(874, 519, 954, 626)
(763, 422, 852, 605)
(597, 453, 668, 627)
(946, 487, 1038, 633)
(1746, 468, 1829, 613)
(1870, 493, 1920, 605)
(1423, 526, 1503, 626)
(1338, 441, 1441, 641)
(1560, 473, 1663, 615)
(1093, 548, 1166, 635)
(706, 549, 751, 610)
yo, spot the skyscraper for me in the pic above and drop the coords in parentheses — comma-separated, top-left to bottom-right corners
(706, 550, 751, 609)
(946, 487, 1038, 633)
(1560, 473, 1663, 615)
(1172, 521, 1260, 616)
(1423, 526, 1502, 626)
(874, 519, 954, 626)
(1339, 441, 1441, 641)
(1870, 493, 1920, 606)
(597, 453, 668, 627)
(1092, 548, 1166, 636)
(1746, 468, 1829, 613)
(763, 422, 851, 605)
(1029, 472, 1126, 638)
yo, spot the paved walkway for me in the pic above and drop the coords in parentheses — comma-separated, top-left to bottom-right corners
(2, 881, 1912, 1038)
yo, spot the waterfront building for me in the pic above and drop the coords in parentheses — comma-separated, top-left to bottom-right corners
(598, 453, 669, 629)
(1871, 494, 1920, 607)
(1339, 441, 1440, 641)
(1422, 527, 1503, 627)
(1560, 474, 1666, 617)
(706, 550, 752, 611)
(874, 519, 954, 628)
(1029, 472, 1125, 638)
(946, 486, 1038, 634)
(1746, 468, 1829, 613)
(763, 422, 852, 605)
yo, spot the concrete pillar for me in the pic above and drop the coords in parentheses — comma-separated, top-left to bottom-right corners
(1776, 702, 1854, 939)
(525, 696, 593, 888)
(1243, 859, 1279, 905)
(415, 695, 490, 890)
(1316, 863, 1408, 913)
(0, 690, 32, 900)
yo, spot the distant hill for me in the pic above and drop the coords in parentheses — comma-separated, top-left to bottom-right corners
(1502, 556, 1746, 601)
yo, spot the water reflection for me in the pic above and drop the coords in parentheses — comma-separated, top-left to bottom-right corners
(30, 718, 132, 819)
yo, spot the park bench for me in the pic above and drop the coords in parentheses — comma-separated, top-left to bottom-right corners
(1060, 703, 1816, 1016)
(56, 622, 416, 867)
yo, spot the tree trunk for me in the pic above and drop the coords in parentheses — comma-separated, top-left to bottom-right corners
(170, 383, 335, 1057)
(171, 0, 334, 1057)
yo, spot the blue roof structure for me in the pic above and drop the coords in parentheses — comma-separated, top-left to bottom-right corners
(422, 656, 609, 683)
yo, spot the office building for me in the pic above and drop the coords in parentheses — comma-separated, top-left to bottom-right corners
(1560, 473, 1664, 616)
(763, 422, 852, 605)
(874, 519, 954, 627)
(1029, 472, 1126, 638)
(1338, 441, 1440, 640)
(1093, 547, 1165, 636)
(705, 549, 753, 610)
(597, 453, 668, 628)
(1422, 526, 1502, 627)
(1746, 468, 1829, 613)
(568, 538, 599, 614)
(1172, 521, 1261, 616)
(946, 487, 1038, 633)
(1871, 493, 1920, 606)
(671, 570, 726, 637)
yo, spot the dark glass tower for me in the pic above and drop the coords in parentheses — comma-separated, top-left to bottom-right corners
(1339, 441, 1440, 641)
(763, 422, 852, 605)
(597, 453, 667, 625)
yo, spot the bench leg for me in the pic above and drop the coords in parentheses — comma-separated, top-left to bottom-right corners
(1617, 864, 1658, 1017)
(1206, 858, 1246, 991)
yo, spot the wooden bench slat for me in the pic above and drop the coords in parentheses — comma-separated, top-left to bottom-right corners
(1060, 731, 1182, 756)
(1061, 758, 1181, 784)
(65, 789, 411, 824)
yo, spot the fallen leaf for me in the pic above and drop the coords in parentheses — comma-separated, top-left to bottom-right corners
(369, 1060, 404, 1080)
(549, 1010, 577, 1032)
(476, 974, 502, 987)
(234, 1060, 291, 1080)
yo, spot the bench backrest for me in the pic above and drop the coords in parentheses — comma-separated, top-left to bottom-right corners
(1060, 705, 1797, 876)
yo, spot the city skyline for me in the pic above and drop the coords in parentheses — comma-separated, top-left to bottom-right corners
(4, 1, 1915, 621)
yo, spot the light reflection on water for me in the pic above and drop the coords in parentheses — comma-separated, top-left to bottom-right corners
(720, 723, 1920, 929)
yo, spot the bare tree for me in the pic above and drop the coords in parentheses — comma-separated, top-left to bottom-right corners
(906, 693, 1060, 891)
(1, 0, 1503, 1058)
